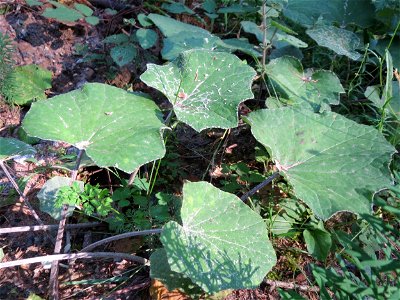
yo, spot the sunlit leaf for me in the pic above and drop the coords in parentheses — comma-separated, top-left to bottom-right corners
(160, 181, 276, 293)
(141, 50, 255, 131)
(22, 83, 166, 173)
(245, 107, 395, 220)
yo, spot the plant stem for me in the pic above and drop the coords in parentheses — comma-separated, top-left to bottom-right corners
(127, 167, 140, 186)
(0, 222, 101, 235)
(80, 228, 162, 252)
(0, 160, 43, 225)
(0, 252, 148, 269)
(240, 172, 280, 201)
(49, 148, 84, 300)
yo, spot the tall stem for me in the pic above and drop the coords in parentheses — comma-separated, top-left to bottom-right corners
(49, 148, 84, 300)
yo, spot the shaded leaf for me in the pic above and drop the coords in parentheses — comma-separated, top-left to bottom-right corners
(141, 50, 255, 132)
(37, 176, 83, 220)
(266, 56, 344, 112)
(136, 29, 158, 50)
(0, 137, 36, 161)
(85, 16, 99, 25)
(282, 0, 375, 28)
(74, 3, 93, 16)
(22, 83, 166, 173)
(147, 14, 220, 60)
(110, 44, 137, 67)
(43, 4, 83, 23)
(245, 107, 395, 220)
(307, 26, 361, 60)
(137, 13, 153, 27)
(160, 181, 276, 293)
(150, 249, 203, 296)
(303, 227, 332, 260)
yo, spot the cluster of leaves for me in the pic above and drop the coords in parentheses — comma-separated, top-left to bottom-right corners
(1, 0, 399, 297)
(27, 0, 99, 25)
(55, 182, 114, 218)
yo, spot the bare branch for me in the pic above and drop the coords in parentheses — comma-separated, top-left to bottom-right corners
(264, 279, 320, 293)
(0, 161, 43, 225)
(240, 172, 280, 202)
(81, 228, 162, 252)
(0, 252, 148, 269)
(0, 222, 101, 235)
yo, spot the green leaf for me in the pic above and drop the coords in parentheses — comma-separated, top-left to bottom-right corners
(217, 4, 258, 14)
(306, 26, 361, 60)
(218, 38, 261, 57)
(141, 50, 256, 131)
(103, 34, 130, 45)
(137, 13, 153, 27)
(241, 21, 264, 42)
(161, 2, 195, 14)
(4, 64, 52, 105)
(365, 82, 400, 116)
(37, 176, 84, 220)
(85, 16, 99, 25)
(147, 14, 220, 60)
(279, 289, 307, 300)
(0, 137, 36, 161)
(22, 83, 166, 173)
(136, 29, 158, 50)
(150, 249, 204, 296)
(282, 0, 376, 28)
(160, 181, 276, 293)
(303, 227, 332, 260)
(241, 21, 307, 48)
(74, 3, 93, 16)
(266, 56, 344, 112)
(110, 44, 137, 67)
(245, 107, 395, 220)
(42, 5, 83, 23)
(26, 0, 42, 6)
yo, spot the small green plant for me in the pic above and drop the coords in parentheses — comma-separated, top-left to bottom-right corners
(56, 182, 115, 218)
(29, 0, 100, 25)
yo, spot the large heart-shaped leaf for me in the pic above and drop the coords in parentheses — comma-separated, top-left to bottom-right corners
(306, 26, 361, 60)
(160, 181, 276, 293)
(141, 50, 256, 132)
(0, 137, 36, 161)
(245, 108, 396, 220)
(266, 56, 344, 112)
(22, 83, 166, 173)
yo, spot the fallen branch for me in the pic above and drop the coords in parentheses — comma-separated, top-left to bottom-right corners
(264, 279, 320, 292)
(0, 222, 101, 235)
(0, 252, 148, 269)
(240, 172, 280, 201)
(0, 160, 43, 225)
(81, 228, 163, 252)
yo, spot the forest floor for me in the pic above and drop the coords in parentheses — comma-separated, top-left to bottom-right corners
(0, 1, 321, 299)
